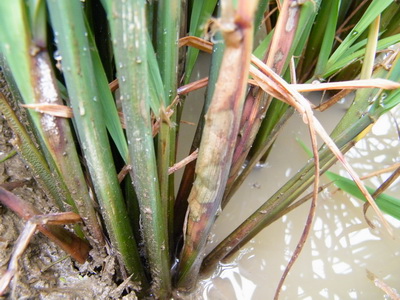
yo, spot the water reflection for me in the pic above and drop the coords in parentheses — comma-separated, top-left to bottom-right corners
(193, 106, 400, 299)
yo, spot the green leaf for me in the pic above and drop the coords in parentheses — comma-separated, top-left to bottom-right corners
(146, 32, 163, 116)
(323, 34, 400, 78)
(0, 1, 34, 107)
(325, 171, 400, 220)
(326, 0, 393, 71)
(184, 0, 218, 84)
(314, 0, 340, 76)
(27, 0, 47, 46)
(298, 138, 400, 221)
(85, 17, 129, 163)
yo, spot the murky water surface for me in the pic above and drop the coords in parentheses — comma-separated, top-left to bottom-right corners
(176, 55, 400, 299)
(195, 106, 399, 300)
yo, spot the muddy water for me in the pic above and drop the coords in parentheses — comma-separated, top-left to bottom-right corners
(177, 55, 400, 299)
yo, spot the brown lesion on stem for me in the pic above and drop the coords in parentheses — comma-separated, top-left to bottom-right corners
(176, 0, 259, 291)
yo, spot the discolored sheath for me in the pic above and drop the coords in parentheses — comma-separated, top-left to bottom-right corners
(177, 0, 259, 290)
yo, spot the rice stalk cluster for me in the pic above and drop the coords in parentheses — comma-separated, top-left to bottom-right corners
(0, 0, 399, 298)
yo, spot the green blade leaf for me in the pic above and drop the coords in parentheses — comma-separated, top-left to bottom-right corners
(325, 171, 400, 220)
(183, 0, 218, 84)
(326, 0, 393, 71)
(85, 17, 129, 163)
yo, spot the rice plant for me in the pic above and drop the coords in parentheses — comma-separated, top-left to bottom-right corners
(0, 0, 399, 298)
